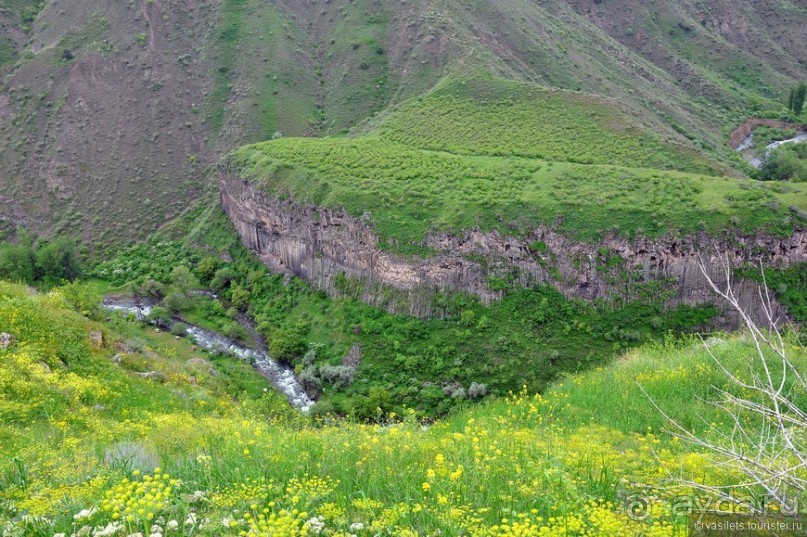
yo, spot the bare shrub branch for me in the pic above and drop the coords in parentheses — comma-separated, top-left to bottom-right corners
(643, 254, 806, 511)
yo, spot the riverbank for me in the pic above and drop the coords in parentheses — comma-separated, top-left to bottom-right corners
(102, 296, 314, 412)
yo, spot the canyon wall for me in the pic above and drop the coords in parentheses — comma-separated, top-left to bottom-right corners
(220, 174, 805, 326)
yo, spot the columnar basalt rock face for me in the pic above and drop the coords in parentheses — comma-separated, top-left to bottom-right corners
(220, 174, 806, 326)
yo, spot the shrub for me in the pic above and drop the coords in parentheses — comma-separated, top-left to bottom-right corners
(170, 322, 188, 337)
(269, 328, 307, 364)
(468, 382, 488, 399)
(136, 278, 165, 299)
(146, 307, 172, 329)
(35, 238, 82, 282)
(170, 265, 197, 296)
(210, 267, 237, 292)
(163, 291, 191, 313)
(230, 284, 251, 311)
(308, 400, 336, 420)
(222, 321, 248, 342)
(196, 256, 222, 284)
(318, 365, 355, 390)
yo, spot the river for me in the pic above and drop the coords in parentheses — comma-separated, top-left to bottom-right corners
(736, 131, 807, 168)
(102, 298, 314, 412)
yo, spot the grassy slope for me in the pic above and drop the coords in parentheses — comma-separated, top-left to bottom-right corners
(233, 136, 806, 251)
(370, 76, 721, 174)
(1, 279, 803, 535)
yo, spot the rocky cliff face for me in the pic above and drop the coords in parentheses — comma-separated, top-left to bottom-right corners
(220, 174, 805, 326)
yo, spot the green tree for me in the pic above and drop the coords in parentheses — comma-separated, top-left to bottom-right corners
(269, 327, 307, 364)
(35, 238, 82, 282)
(196, 256, 222, 284)
(0, 243, 35, 283)
(788, 82, 806, 116)
(170, 265, 197, 296)
(758, 143, 807, 182)
(164, 291, 191, 313)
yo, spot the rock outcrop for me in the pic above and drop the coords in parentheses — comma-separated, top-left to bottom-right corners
(220, 175, 805, 327)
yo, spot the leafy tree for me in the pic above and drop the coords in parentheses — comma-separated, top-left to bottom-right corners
(269, 327, 307, 364)
(35, 238, 82, 282)
(210, 267, 237, 292)
(788, 82, 806, 116)
(196, 256, 222, 284)
(134, 278, 165, 299)
(170, 265, 197, 296)
(0, 243, 35, 283)
(758, 143, 807, 182)
(164, 291, 191, 313)
(230, 284, 251, 311)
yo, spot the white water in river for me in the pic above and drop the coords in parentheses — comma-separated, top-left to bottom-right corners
(102, 300, 313, 412)
(736, 131, 807, 168)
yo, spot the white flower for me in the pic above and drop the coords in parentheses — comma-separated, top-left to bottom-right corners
(92, 521, 124, 536)
(185, 512, 197, 526)
(166, 520, 179, 531)
(349, 522, 365, 532)
(74, 507, 98, 521)
(54, 534, 67, 537)
(148, 524, 162, 535)
(221, 516, 234, 528)
(127, 533, 144, 537)
(188, 490, 207, 502)
(306, 516, 325, 535)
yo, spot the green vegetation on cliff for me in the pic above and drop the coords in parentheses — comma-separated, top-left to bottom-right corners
(233, 136, 806, 251)
(91, 207, 720, 419)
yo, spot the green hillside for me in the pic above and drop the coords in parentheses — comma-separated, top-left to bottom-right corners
(232, 136, 806, 251)
(372, 77, 720, 174)
(1, 1, 805, 244)
(2, 280, 803, 536)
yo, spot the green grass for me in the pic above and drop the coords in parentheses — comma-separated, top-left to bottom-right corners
(373, 76, 718, 174)
(1, 279, 803, 535)
(231, 136, 806, 252)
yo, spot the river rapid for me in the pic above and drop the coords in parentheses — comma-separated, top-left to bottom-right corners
(102, 298, 314, 412)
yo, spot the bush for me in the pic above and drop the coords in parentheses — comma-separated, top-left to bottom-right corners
(210, 267, 237, 292)
(758, 143, 807, 182)
(170, 265, 198, 296)
(269, 328, 307, 364)
(146, 307, 172, 329)
(467, 382, 488, 399)
(230, 284, 251, 312)
(318, 364, 355, 390)
(196, 256, 222, 284)
(163, 291, 191, 313)
(136, 278, 165, 299)
(222, 321, 248, 342)
(35, 238, 82, 282)
(170, 322, 188, 337)
(0, 243, 35, 283)
(308, 400, 336, 420)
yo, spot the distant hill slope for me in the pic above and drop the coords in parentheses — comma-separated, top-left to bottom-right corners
(0, 0, 804, 247)
(370, 76, 723, 174)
